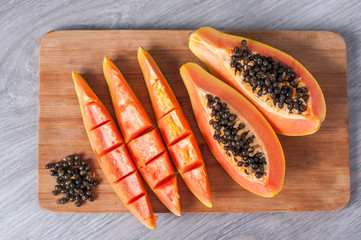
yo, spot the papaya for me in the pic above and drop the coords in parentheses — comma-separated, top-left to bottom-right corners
(189, 27, 326, 136)
(72, 72, 157, 229)
(103, 57, 181, 216)
(138, 47, 212, 208)
(180, 63, 285, 197)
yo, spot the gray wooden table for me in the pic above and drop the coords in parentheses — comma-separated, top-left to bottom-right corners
(1, 1, 360, 239)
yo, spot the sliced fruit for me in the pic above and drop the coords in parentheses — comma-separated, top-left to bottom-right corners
(99, 144, 136, 183)
(72, 72, 156, 229)
(102, 57, 153, 143)
(88, 121, 123, 156)
(103, 57, 180, 216)
(181, 165, 211, 207)
(153, 176, 180, 215)
(138, 47, 212, 208)
(83, 103, 111, 130)
(127, 195, 158, 230)
(179, 63, 285, 197)
(136, 49, 180, 119)
(128, 129, 166, 168)
(158, 108, 192, 146)
(189, 27, 326, 136)
(139, 152, 175, 189)
(168, 134, 203, 174)
(112, 171, 147, 204)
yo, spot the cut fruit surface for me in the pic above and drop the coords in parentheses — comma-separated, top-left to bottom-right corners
(180, 63, 285, 197)
(158, 109, 192, 146)
(112, 171, 146, 204)
(99, 144, 136, 183)
(127, 129, 166, 168)
(137, 48, 180, 119)
(139, 152, 175, 189)
(182, 165, 212, 208)
(168, 134, 203, 174)
(103, 57, 180, 216)
(102, 57, 153, 143)
(72, 72, 156, 229)
(83, 103, 111, 130)
(88, 121, 123, 156)
(189, 27, 326, 136)
(127, 194, 158, 230)
(138, 47, 212, 208)
(153, 176, 180, 216)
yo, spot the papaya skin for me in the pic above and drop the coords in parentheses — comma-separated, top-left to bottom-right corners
(189, 27, 326, 136)
(138, 47, 212, 208)
(72, 72, 157, 229)
(180, 63, 285, 197)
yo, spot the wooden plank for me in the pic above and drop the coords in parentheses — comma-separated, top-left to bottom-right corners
(38, 30, 349, 213)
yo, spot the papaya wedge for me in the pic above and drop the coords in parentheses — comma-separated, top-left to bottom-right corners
(137, 47, 212, 208)
(72, 72, 157, 229)
(189, 27, 326, 136)
(180, 63, 285, 197)
(103, 57, 181, 216)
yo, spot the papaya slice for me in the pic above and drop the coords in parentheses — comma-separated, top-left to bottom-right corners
(127, 195, 157, 230)
(128, 129, 166, 168)
(138, 47, 212, 208)
(179, 63, 285, 197)
(112, 171, 147, 204)
(99, 144, 136, 183)
(139, 152, 175, 189)
(153, 176, 180, 215)
(102, 57, 153, 143)
(83, 103, 111, 130)
(72, 72, 156, 229)
(88, 121, 123, 156)
(168, 134, 203, 174)
(103, 57, 181, 216)
(189, 27, 326, 136)
(158, 108, 192, 146)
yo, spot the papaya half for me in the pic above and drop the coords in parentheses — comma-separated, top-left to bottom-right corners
(72, 72, 157, 229)
(189, 27, 326, 136)
(103, 57, 181, 216)
(137, 47, 212, 208)
(180, 63, 285, 197)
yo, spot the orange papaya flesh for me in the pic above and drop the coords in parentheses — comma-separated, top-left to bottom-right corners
(103, 57, 154, 143)
(137, 47, 180, 119)
(153, 175, 180, 216)
(112, 171, 147, 204)
(88, 121, 124, 156)
(127, 194, 158, 230)
(103, 58, 180, 216)
(189, 27, 326, 136)
(138, 47, 212, 208)
(99, 144, 136, 183)
(139, 151, 175, 189)
(127, 129, 166, 168)
(180, 63, 285, 197)
(181, 165, 212, 208)
(83, 103, 111, 130)
(158, 109, 192, 146)
(168, 134, 203, 174)
(72, 72, 156, 229)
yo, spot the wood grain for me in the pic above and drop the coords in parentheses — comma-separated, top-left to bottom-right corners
(38, 30, 349, 213)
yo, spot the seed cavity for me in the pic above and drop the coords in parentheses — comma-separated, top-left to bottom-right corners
(230, 40, 309, 115)
(206, 94, 267, 179)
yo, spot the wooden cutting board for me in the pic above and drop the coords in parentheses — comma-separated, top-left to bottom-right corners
(38, 30, 349, 213)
